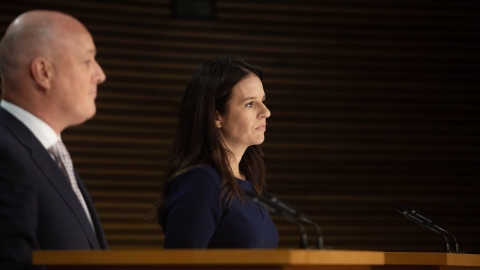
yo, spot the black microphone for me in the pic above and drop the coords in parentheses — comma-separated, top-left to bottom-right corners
(394, 204, 459, 252)
(395, 204, 459, 253)
(394, 204, 449, 251)
(262, 192, 324, 249)
(244, 190, 308, 248)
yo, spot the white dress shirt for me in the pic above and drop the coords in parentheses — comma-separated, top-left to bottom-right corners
(1, 100, 58, 149)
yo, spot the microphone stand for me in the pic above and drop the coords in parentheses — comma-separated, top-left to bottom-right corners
(426, 225, 450, 252)
(245, 190, 309, 249)
(394, 204, 460, 253)
(264, 192, 325, 249)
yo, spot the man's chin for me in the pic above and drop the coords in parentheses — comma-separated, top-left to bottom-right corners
(69, 108, 96, 127)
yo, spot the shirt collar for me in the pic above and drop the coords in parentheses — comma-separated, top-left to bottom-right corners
(1, 100, 60, 149)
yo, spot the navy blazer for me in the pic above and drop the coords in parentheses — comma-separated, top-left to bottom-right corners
(0, 108, 107, 270)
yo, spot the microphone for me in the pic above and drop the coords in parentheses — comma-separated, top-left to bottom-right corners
(396, 204, 459, 253)
(244, 190, 308, 248)
(262, 192, 324, 249)
(394, 204, 459, 252)
(394, 204, 450, 251)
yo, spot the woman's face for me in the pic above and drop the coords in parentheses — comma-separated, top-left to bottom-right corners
(215, 74, 271, 153)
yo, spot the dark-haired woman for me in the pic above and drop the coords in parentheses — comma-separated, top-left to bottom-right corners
(155, 56, 278, 248)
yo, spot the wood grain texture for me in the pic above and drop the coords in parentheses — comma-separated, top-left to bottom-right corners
(32, 249, 384, 265)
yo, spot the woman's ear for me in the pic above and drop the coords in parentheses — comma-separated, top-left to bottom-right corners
(30, 57, 53, 90)
(214, 110, 222, 128)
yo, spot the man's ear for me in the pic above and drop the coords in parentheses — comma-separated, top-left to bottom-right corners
(214, 110, 222, 128)
(30, 57, 53, 90)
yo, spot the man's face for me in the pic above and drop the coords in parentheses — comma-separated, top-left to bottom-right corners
(50, 27, 106, 128)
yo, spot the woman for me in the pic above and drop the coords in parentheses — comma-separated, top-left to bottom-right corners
(155, 56, 278, 248)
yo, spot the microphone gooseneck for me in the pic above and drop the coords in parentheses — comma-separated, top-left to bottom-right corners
(399, 204, 459, 253)
(394, 204, 459, 253)
(434, 225, 459, 253)
(245, 190, 308, 248)
(263, 192, 324, 249)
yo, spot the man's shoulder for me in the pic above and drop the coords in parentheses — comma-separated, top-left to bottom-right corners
(0, 120, 19, 148)
(0, 108, 24, 138)
(0, 124, 30, 166)
(0, 108, 43, 151)
(0, 117, 26, 149)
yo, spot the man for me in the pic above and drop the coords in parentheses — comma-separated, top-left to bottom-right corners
(0, 10, 108, 269)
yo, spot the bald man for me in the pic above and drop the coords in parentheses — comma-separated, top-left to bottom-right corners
(0, 10, 108, 269)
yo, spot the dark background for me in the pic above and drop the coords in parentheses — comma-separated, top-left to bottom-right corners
(1, 0, 479, 253)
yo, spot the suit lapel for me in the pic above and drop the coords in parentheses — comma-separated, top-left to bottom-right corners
(31, 148, 101, 249)
(0, 109, 101, 249)
(75, 171, 108, 249)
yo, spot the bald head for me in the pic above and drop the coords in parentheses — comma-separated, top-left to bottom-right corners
(0, 10, 105, 133)
(0, 11, 86, 85)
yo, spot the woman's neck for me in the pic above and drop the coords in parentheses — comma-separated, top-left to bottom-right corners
(227, 148, 246, 180)
(230, 162, 244, 180)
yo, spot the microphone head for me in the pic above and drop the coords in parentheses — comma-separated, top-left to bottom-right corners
(399, 204, 437, 226)
(394, 204, 429, 227)
(262, 192, 304, 218)
(244, 190, 282, 215)
(394, 204, 458, 253)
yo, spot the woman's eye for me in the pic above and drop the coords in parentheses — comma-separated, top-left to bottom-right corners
(246, 102, 254, 107)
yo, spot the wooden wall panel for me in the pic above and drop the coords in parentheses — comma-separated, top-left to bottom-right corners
(1, 0, 479, 253)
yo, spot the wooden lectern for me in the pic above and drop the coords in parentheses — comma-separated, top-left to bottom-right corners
(384, 252, 480, 269)
(32, 250, 480, 270)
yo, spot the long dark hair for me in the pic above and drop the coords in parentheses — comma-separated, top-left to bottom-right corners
(154, 56, 267, 230)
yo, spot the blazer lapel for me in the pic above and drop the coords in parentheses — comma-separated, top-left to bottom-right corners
(75, 171, 108, 249)
(31, 148, 101, 249)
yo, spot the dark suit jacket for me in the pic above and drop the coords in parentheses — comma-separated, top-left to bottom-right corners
(0, 108, 107, 270)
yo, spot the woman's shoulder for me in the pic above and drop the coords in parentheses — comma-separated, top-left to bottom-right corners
(183, 165, 218, 176)
(174, 165, 222, 188)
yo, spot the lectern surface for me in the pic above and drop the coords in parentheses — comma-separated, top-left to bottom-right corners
(33, 250, 480, 270)
(33, 249, 383, 270)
